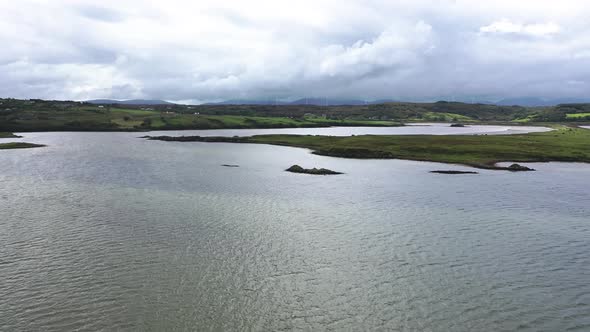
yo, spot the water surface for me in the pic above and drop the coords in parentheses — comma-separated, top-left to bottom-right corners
(0, 130, 588, 331)
(144, 123, 551, 137)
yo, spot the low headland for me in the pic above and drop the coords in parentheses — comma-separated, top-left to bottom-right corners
(0, 132, 21, 138)
(0, 142, 45, 150)
(145, 126, 590, 171)
(0, 133, 43, 150)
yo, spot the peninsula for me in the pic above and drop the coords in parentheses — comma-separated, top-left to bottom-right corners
(145, 126, 590, 171)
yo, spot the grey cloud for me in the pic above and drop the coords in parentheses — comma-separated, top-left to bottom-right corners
(2, 0, 590, 102)
(75, 5, 126, 23)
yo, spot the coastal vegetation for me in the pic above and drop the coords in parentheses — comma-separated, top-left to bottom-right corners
(0, 132, 20, 138)
(0, 132, 41, 150)
(146, 126, 590, 170)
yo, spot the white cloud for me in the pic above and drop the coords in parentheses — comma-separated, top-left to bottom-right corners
(318, 22, 433, 78)
(480, 19, 561, 37)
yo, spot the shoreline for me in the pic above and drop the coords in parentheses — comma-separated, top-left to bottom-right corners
(1, 121, 566, 134)
(144, 126, 590, 171)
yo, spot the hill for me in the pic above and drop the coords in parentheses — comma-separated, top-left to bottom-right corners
(206, 98, 398, 106)
(86, 99, 174, 105)
(1, 97, 588, 132)
(496, 97, 590, 107)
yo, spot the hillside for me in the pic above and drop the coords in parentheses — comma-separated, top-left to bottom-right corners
(0, 97, 588, 132)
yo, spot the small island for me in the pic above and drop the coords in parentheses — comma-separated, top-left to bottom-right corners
(450, 123, 466, 127)
(0, 142, 45, 150)
(286, 165, 343, 175)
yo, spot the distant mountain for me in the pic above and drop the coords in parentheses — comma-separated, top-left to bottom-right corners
(288, 98, 393, 106)
(204, 99, 283, 105)
(288, 98, 363, 105)
(86, 99, 174, 105)
(495, 97, 590, 107)
(370, 99, 400, 104)
(86, 97, 590, 107)
(547, 98, 590, 105)
(495, 97, 549, 107)
(205, 98, 398, 106)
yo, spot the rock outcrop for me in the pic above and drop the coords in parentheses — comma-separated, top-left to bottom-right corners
(286, 165, 343, 175)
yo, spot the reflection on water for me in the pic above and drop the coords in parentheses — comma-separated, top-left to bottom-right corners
(0, 130, 588, 331)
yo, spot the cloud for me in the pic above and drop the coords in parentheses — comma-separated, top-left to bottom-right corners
(75, 4, 127, 23)
(480, 19, 561, 37)
(318, 22, 433, 78)
(0, 59, 142, 100)
(1, 0, 590, 102)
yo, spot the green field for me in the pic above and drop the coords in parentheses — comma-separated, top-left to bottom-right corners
(303, 116, 401, 127)
(0, 104, 403, 132)
(150, 126, 590, 170)
(566, 113, 590, 119)
(411, 112, 473, 122)
(0, 132, 18, 138)
(2, 98, 590, 132)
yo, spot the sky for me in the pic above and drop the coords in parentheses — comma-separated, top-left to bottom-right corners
(1, 0, 590, 104)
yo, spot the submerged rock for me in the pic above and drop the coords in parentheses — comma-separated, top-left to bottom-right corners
(286, 164, 343, 175)
(430, 170, 478, 174)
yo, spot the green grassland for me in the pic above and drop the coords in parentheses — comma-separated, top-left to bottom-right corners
(566, 113, 590, 119)
(0, 102, 402, 132)
(0, 132, 19, 138)
(151, 126, 590, 170)
(303, 116, 401, 127)
(2, 98, 590, 132)
(409, 112, 474, 122)
(248, 126, 590, 169)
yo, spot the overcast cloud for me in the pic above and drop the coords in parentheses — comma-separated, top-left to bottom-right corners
(1, 0, 590, 103)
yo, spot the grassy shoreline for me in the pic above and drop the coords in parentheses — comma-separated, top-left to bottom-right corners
(147, 126, 590, 170)
(0, 132, 20, 138)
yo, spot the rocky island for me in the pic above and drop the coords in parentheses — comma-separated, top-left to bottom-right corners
(285, 165, 343, 175)
(504, 163, 535, 172)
